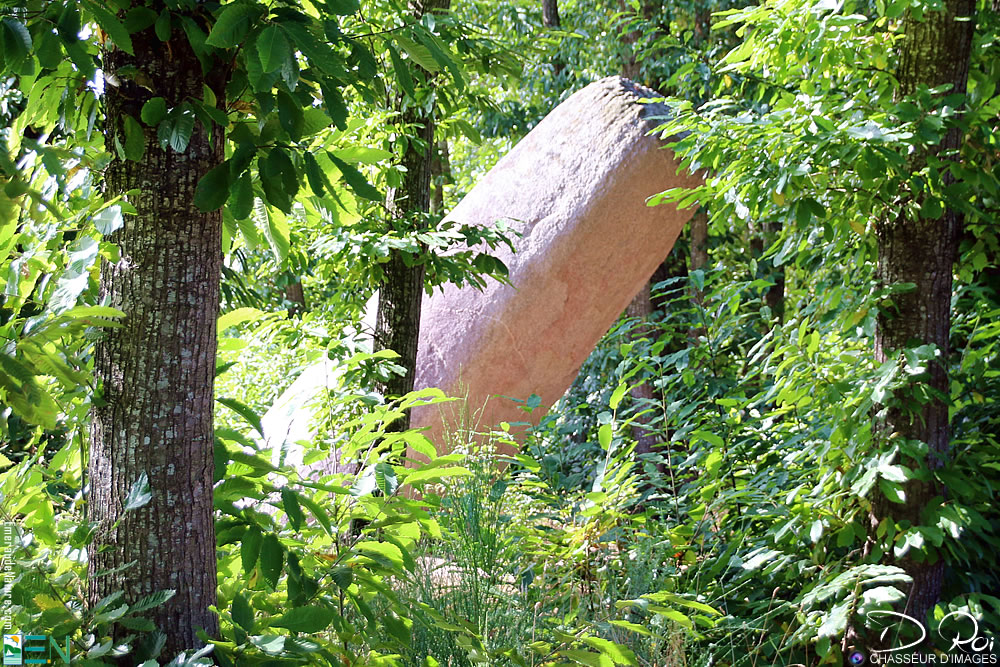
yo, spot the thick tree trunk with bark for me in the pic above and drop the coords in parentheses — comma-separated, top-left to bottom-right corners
(88, 27, 223, 657)
(869, 0, 974, 626)
(375, 0, 450, 429)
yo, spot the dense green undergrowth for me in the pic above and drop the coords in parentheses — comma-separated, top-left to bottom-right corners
(3, 231, 997, 664)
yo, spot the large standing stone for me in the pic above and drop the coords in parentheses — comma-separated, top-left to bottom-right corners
(411, 76, 701, 451)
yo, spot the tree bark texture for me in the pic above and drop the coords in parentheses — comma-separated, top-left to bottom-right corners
(688, 209, 708, 309)
(624, 288, 659, 455)
(89, 25, 223, 656)
(375, 0, 450, 428)
(542, 0, 560, 27)
(430, 139, 450, 216)
(542, 0, 565, 77)
(870, 0, 975, 625)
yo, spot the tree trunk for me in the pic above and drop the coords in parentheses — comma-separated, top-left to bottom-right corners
(430, 139, 450, 216)
(375, 0, 450, 429)
(89, 26, 223, 657)
(542, 0, 560, 26)
(542, 0, 565, 77)
(625, 288, 659, 455)
(869, 0, 975, 626)
(283, 278, 307, 317)
(763, 221, 784, 322)
(688, 209, 708, 306)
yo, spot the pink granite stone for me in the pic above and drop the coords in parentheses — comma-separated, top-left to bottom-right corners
(411, 76, 702, 454)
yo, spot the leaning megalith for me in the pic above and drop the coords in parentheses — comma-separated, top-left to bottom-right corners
(411, 76, 701, 451)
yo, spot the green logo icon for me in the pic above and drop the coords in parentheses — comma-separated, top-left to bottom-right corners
(3, 634, 22, 666)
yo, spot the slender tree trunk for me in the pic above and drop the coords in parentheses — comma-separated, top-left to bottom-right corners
(749, 220, 784, 323)
(283, 279, 307, 317)
(869, 0, 975, 626)
(89, 26, 223, 657)
(542, 0, 560, 26)
(688, 210, 708, 306)
(430, 139, 450, 216)
(619, 0, 643, 82)
(763, 221, 784, 322)
(375, 0, 450, 429)
(542, 0, 565, 77)
(625, 289, 659, 455)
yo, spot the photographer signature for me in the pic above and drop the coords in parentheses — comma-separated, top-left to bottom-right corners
(867, 610, 996, 654)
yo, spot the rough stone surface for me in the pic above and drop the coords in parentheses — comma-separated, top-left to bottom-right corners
(411, 76, 701, 451)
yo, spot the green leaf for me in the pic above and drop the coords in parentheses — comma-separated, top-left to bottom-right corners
(229, 172, 255, 220)
(327, 0, 360, 15)
(879, 479, 906, 503)
(582, 637, 637, 666)
(94, 204, 125, 234)
(281, 20, 344, 75)
(454, 118, 481, 145)
(332, 146, 394, 164)
(264, 147, 299, 201)
(329, 153, 382, 202)
(125, 115, 146, 162)
(276, 90, 304, 140)
(643, 591, 722, 615)
(124, 6, 158, 33)
(303, 151, 329, 197)
(271, 605, 336, 633)
(231, 593, 254, 633)
(194, 161, 232, 212)
(140, 97, 168, 126)
(264, 205, 290, 263)
(395, 34, 439, 72)
(280, 488, 305, 531)
(88, 4, 135, 55)
(374, 462, 399, 496)
(123, 472, 152, 512)
(320, 83, 349, 130)
(206, 2, 258, 48)
(403, 466, 472, 486)
(301, 107, 332, 137)
(354, 540, 405, 570)
(250, 635, 285, 654)
(692, 430, 725, 448)
(217, 307, 266, 333)
(387, 44, 415, 99)
(920, 197, 943, 220)
(296, 494, 333, 536)
(256, 24, 291, 73)
(259, 534, 284, 589)
(218, 397, 264, 436)
(154, 9, 172, 41)
(598, 423, 612, 450)
(0, 18, 32, 68)
(241, 526, 263, 575)
(330, 566, 353, 590)
(561, 649, 613, 667)
(609, 382, 628, 410)
(158, 104, 196, 153)
(129, 589, 176, 614)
